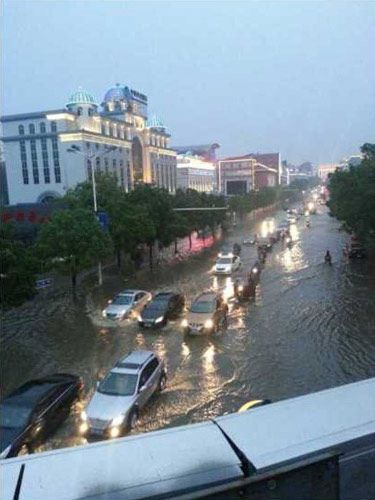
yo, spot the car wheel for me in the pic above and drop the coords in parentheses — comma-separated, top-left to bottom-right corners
(128, 409, 138, 431)
(159, 372, 167, 392)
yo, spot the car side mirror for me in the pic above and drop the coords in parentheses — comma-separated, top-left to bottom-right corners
(138, 385, 146, 393)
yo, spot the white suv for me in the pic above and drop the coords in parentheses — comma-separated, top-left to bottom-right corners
(80, 351, 167, 439)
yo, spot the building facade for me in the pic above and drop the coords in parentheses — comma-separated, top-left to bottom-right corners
(317, 163, 340, 182)
(176, 155, 217, 193)
(218, 153, 280, 195)
(0, 84, 177, 205)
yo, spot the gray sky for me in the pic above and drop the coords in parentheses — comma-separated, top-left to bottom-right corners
(2, 0, 374, 164)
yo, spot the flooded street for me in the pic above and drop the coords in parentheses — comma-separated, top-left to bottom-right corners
(2, 206, 375, 453)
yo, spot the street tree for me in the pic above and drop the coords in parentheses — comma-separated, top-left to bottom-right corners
(328, 143, 375, 246)
(0, 224, 38, 307)
(36, 208, 111, 294)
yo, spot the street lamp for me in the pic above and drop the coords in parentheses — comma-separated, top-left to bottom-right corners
(67, 144, 117, 286)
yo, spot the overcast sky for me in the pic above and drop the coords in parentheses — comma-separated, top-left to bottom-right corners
(2, 0, 374, 164)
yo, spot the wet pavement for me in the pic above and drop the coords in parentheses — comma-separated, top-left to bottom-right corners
(2, 205, 375, 454)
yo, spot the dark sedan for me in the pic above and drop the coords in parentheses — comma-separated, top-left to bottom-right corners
(138, 292, 185, 328)
(0, 373, 83, 458)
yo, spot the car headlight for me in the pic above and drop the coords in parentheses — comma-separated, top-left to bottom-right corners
(181, 318, 188, 327)
(204, 319, 214, 329)
(79, 422, 88, 434)
(111, 415, 124, 427)
(252, 268, 258, 274)
(238, 285, 244, 292)
(0, 445, 12, 459)
(80, 411, 87, 422)
(109, 427, 120, 438)
(155, 316, 164, 323)
(102, 310, 107, 318)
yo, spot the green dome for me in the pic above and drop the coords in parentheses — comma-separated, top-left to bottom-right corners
(67, 88, 97, 106)
(146, 115, 166, 129)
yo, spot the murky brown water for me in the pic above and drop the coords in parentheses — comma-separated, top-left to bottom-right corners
(2, 206, 375, 453)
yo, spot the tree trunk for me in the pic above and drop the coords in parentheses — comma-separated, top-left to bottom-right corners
(71, 272, 77, 298)
(116, 248, 121, 268)
(188, 233, 192, 249)
(174, 239, 178, 254)
(149, 243, 153, 270)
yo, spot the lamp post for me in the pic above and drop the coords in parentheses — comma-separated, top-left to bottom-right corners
(67, 144, 117, 286)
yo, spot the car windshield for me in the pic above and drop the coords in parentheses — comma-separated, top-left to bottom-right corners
(0, 405, 32, 428)
(217, 258, 232, 264)
(112, 295, 133, 306)
(190, 301, 215, 313)
(98, 372, 138, 396)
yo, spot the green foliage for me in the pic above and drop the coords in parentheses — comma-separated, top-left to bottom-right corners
(327, 144, 375, 246)
(36, 208, 111, 292)
(0, 224, 38, 307)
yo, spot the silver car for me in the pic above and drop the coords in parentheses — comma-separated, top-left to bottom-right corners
(102, 289, 152, 321)
(80, 351, 167, 439)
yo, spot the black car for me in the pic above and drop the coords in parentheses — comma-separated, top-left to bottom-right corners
(0, 373, 83, 458)
(138, 292, 185, 328)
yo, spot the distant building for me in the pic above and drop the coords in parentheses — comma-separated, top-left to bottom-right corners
(176, 154, 217, 193)
(173, 143, 220, 162)
(317, 163, 340, 181)
(1, 84, 177, 205)
(218, 152, 280, 195)
(339, 154, 363, 170)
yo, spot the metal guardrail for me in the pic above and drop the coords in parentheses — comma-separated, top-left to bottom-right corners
(1, 378, 374, 500)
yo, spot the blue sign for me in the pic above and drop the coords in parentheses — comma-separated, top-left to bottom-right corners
(96, 211, 109, 232)
(36, 278, 53, 289)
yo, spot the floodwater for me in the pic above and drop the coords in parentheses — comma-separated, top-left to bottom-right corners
(2, 206, 375, 453)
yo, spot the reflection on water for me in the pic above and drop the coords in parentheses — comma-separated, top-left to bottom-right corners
(202, 343, 215, 373)
(3, 207, 375, 454)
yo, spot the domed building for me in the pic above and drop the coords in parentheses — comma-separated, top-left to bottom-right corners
(0, 83, 177, 205)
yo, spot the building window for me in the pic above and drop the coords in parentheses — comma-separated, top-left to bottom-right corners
(77, 107, 83, 116)
(51, 121, 57, 132)
(51, 137, 61, 183)
(95, 157, 100, 172)
(87, 159, 92, 180)
(29, 124, 35, 134)
(86, 142, 90, 149)
(19, 141, 29, 184)
(88, 108, 93, 116)
(120, 166, 125, 186)
(104, 157, 109, 173)
(41, 138, 50, 183)
(101, 124, 106, 135)
(40, 122, 46, 134)
(112, 159, 117, 168)
(18, 124, 25, 135)
(30, 139, 39, 184)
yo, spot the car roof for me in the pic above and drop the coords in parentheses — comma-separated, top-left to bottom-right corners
(3, 379, 64, 408)
(114, 350, 155, 372)
(153, 292, 176, 301)
(118, 289, 144, 296)
(194, 292, 218, 302)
